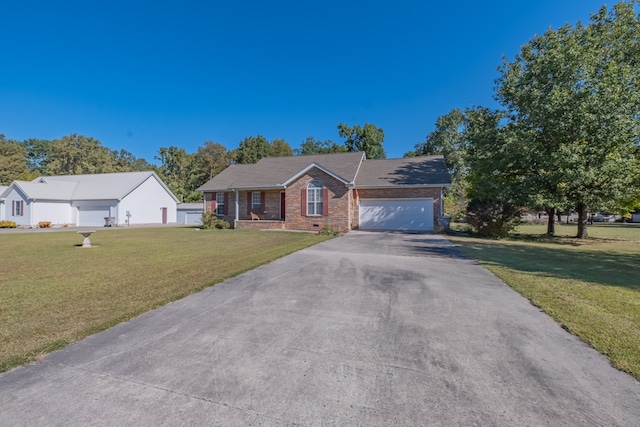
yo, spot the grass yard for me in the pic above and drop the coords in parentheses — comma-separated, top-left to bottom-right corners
(0, 227, 331, 373)
(447, 222, 640, 380)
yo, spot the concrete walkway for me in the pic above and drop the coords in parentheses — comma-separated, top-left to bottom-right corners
(1, 232, 639, 426)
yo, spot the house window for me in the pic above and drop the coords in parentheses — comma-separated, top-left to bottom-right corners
(252, 192, 261, 210)
(216, 193, 225, 216)
(307, 181, 323, 216)
(13, 201, 24, 216)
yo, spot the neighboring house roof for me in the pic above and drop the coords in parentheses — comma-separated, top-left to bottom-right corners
(5, 171, 179, 202)
(198, 153, 451, 192)
(198, 152, 365, 191)
(355, 156, 452, 188)
(10, 179, 79, 200)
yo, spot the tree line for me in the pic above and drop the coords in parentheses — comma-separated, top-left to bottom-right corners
(407, 1, 640, 239)
(0, 123, 386, 202)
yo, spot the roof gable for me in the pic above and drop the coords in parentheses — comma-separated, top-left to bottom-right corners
(281, 163, 353, 186)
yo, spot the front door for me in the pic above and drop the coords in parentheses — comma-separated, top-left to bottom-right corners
(161, 207, 167, 224)
(280, 192, 285, 219)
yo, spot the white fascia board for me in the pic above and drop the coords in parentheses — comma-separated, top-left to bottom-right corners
(9, 182, 32, 200)
(352, 153, 366, 184)
(281, 163, 353, 187)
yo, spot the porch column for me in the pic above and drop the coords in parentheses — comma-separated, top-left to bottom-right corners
(30, 200, 35, 227)
(347, 189, 352, 230)
(234, 190, 239, 228)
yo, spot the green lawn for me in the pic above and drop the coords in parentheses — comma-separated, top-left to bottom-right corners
(447, 222, 640, 379)
(0, 227, 331, 373)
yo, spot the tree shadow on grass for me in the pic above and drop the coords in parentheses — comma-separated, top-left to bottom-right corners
(452, 238, 639, 291)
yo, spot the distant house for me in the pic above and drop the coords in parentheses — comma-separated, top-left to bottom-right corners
(177, 203, 204, 225)
(198, 152, 451, 232)
(0, 172, 178, 227)
(0, 186, 7, 221)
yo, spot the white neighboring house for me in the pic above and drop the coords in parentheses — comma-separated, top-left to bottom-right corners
(0, 186, 7, 221)
(0, 172, 179, 227)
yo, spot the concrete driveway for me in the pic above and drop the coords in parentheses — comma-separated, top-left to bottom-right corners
(1, 232, 639, 426)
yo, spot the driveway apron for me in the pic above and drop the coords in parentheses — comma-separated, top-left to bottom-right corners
(1, 232, 639, 426)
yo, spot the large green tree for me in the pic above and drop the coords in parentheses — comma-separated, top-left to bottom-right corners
(496, 1, 640, 238)
(295, 137, 347, 155)
(406, 109, 469, 216)
(0, 135, 27, 185)
(111, 149, 153, 172)
(338, 123, 386, 159)
(270, 139, 293, 157)
(46, 134, 117, 175)
(155, 146, 201, 202)
(235, 135, 272, 164)
(195, 141, 232, 180)
(21, 138, 52, 174)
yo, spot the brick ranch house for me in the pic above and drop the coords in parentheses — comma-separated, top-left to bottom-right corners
(197, 152, 451, 232)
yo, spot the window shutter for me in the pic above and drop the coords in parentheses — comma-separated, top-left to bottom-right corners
(246, 192, 252, 215)
(212, 194, 218, 213)
(323, 188, 329, 216)
(260, 191, 266, 213)
(301, 188, 307, 216)
(223, 192, 229, 215)
(12, 201, 15, 216)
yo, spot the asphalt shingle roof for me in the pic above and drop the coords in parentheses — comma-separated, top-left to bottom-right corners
(198, 153, 451, 191)
(355, 155, 451, 187)
(198, 152, 365, 191)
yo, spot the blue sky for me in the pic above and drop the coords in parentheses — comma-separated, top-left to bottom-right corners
(1, 0, 611, 162)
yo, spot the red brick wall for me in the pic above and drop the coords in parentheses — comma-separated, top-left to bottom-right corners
(236, 220, 285, 230)
(206, 184, 443, 232)
(355, 187, 443, 228)
(285, 168, 351, 232)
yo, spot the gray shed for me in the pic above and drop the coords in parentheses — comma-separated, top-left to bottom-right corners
(177, 203, 204, 225)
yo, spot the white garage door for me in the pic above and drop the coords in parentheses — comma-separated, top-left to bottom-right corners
(185, 212, 203, 225)
(78, 207, 110, 226)
(359, 198, 433, 231)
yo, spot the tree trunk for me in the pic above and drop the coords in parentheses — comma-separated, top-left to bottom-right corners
(576, 203, 589, 239)
(545, 207, 556, 235)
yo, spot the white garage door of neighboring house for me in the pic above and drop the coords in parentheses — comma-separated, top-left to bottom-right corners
(78, 207, 111, 226)
(359, 198, 433, 231)
(184, 212, 203, 225)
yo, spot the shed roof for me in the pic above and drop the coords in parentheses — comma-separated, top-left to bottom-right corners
(177, 203, 204, 210)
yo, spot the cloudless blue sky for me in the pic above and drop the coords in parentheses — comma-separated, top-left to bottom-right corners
(1, 0, 612, 162)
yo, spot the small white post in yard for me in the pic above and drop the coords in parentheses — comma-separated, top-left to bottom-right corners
(77, 230, 96, 248)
